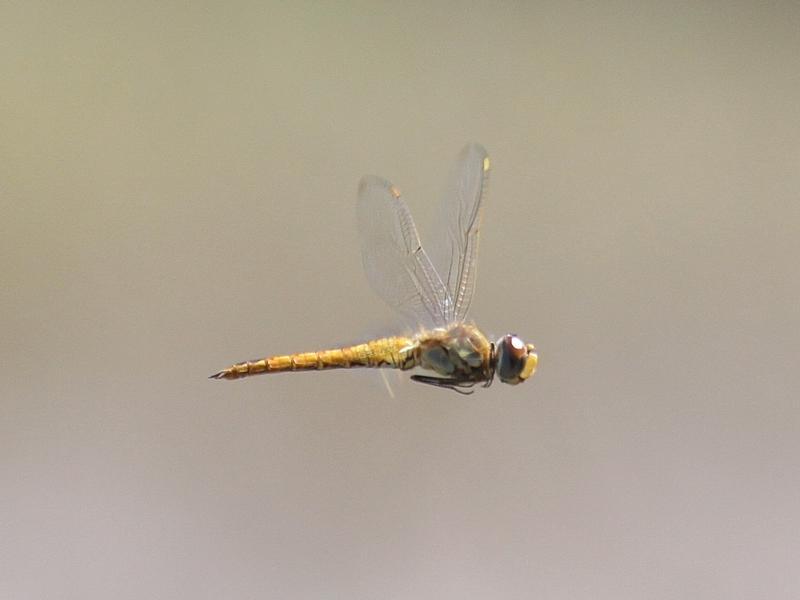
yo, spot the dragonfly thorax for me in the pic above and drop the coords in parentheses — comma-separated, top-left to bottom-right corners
(416, 324, 493, 383)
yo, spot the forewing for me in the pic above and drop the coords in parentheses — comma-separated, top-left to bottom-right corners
(357, 175, 451, 328)
(429, 143, 490, 323)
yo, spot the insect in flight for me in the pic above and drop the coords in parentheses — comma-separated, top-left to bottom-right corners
(211, 144, 537, 393)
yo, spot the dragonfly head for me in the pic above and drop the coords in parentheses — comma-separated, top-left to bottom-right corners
(494, 334, 538, 385)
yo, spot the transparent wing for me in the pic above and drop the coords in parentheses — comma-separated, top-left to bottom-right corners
(357, 175, 452, 329)
(429, 143, 490, 323)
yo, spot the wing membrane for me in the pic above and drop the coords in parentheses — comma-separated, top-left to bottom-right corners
(357, 175, 451, 328)
(429, 143, 490, 323)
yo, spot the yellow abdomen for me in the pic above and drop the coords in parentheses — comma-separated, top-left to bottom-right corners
(210, 336, 417, 380)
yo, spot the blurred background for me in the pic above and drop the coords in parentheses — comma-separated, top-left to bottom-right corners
(2, 1, 799, 598)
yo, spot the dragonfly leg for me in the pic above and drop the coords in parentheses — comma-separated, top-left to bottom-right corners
(410, 375, 477, 395)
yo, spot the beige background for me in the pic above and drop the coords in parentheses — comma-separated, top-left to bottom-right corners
(3, 2, 799, 598)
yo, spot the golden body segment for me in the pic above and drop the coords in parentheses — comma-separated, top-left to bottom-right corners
(211, 336, 418, 380)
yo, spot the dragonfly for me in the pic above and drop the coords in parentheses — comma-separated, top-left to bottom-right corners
(211, 143, 537, 393)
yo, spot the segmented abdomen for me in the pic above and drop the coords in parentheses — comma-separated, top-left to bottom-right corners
(210, 336, 417, 380)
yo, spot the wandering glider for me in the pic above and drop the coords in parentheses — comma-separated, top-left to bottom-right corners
(211, 144, 537, 393)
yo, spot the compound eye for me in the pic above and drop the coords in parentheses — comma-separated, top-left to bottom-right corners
(496, 334, 528, 384)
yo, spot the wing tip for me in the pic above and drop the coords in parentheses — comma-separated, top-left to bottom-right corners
(358, 174, 398, 198)
(459, 143, 490, 170)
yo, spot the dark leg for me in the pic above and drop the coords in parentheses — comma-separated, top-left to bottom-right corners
(410, 375, 477, 395)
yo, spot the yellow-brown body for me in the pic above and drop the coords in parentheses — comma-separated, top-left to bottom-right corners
(211, 335, 419, 380)
(210, 324, 498, 384)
